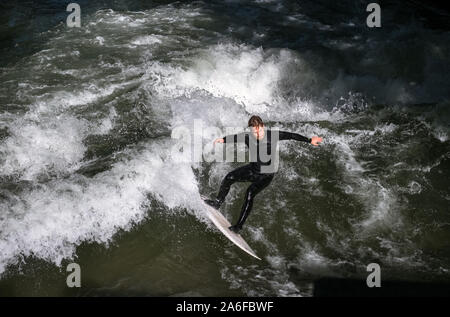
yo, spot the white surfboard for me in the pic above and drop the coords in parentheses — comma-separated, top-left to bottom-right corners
(201, 196, 261, 260)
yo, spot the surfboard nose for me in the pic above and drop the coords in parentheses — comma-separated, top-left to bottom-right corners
(201, 196, 261, 260)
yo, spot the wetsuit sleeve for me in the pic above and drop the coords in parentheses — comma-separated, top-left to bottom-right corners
(222, 132, 248, 143)
(279, 130, 311, 143)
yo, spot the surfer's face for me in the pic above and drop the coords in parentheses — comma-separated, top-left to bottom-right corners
(251, 125, 264, 140)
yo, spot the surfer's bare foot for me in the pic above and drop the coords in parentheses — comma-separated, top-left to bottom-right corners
(229, 225, 242, 233)
(204, 199, 221, 209)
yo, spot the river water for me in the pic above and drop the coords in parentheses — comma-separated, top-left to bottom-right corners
(0, 0, 449, 296)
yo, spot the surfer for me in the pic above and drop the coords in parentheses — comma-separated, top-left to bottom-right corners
(205, 115, 322, 233)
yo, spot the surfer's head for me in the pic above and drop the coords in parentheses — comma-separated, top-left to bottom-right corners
(248, 115, 264, 139)
(248, 115, 264, 128)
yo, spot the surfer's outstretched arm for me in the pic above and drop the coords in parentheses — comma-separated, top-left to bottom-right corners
(279, 131, 323, 146)
(214, 132, 248, 144)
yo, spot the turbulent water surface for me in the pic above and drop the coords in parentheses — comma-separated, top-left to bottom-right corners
(0, 0, 449, 296)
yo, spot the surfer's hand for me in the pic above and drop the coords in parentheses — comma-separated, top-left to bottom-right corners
(311, 136, 323, 146)
(214, 138, 224, 145)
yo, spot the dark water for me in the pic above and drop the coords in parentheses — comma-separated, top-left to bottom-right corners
(0, 0, 449, 296)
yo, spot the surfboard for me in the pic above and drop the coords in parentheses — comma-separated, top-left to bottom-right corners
(201, 196, 261, 260)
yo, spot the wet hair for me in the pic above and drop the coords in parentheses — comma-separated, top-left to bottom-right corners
(248, 115, 264, 127)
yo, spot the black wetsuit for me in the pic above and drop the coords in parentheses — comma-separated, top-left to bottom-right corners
(207, 129, 311, 232)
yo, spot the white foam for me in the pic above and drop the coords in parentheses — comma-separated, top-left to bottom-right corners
(0, 141, 205, 274)
(173, 44, 285, 110)
(0, 101, 117, 180)
(330, 133, 400, 229)
(0, 115, 88, 179)
(131, 35, 162, 46)
(93, 36, 105, 45)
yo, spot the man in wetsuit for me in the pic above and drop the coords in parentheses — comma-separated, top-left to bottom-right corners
(205, 115, 323, 233)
